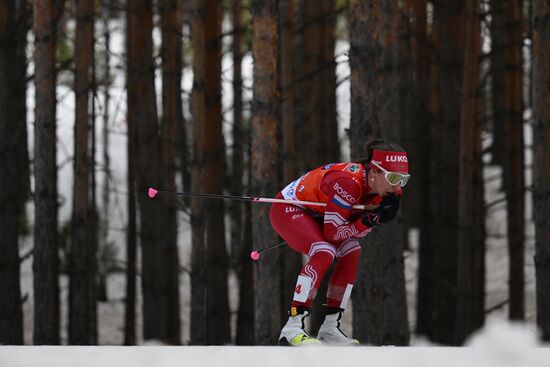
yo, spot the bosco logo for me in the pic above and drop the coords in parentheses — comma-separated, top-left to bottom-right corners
(333, 183, 356, 203)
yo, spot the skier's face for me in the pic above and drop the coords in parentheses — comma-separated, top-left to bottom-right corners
(369, 169, 403, 197)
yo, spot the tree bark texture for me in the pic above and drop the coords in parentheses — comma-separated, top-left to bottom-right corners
(230, 0, 244, 269)
(33, 0, 60, 345)
(160, 0, 183, 344)
(429, 0, 465, 346)
(251, 0, 281, 345)
(503, 0, 526, 321)
(299, 0, 339, 170)
(349, 0, 409, 346)
(124, 0, 138, 345)
(232, 0, 255, 345)
(0, 0, 24, 345)
(278, 0, 304, 329)
(190, 0, 231, 345)
(189, 0, 207, 343)
(456, 0, 485, 344)
(489, 0, 506, 167)
(69, 0, 97, 345)
(532, 0, 550, 342)
(410, 0, 435, 338)
(128, 0, 174, 344)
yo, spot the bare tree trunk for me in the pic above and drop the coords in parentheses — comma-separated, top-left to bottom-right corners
(15, 0, 31, 208)
(349, 0, 409, 345)
(278, 0, 304, 327)
(236, 200, 255, 345)
(232, 0, 256, 345)
(160, 0, 182, 344)
(69, 0, 97, 345)
(190, 0, 230, 344)
(398, 1, 414, 252)
(456, 0, 483, 344)
(124, 0, 138, 345)
(230, 0, 244, 264)
(251, 0, 281, 345)
(189, 0, 207, 344)
(503, 0, 525, 321)
(0, 0, 24, 345)
(203, 0, 230, 345)
(429, 0, 465, 345)
(125, 154, 138, 345)
(301, 0, 322, 169)
(320, 0, 339, 163)
(33, 0, 60, 345)
(98, 0, 112, 304)
(177, 1, 190, 204)
(128, 0, 173, 343)
(489, 0, 506, 167)
(532, 0, 550, 342)
(410, 0, 435, 338)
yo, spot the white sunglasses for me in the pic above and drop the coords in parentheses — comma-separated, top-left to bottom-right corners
(370, 161, 411, 187)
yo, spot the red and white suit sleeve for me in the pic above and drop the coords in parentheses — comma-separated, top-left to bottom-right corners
(320, 172, 373, 243)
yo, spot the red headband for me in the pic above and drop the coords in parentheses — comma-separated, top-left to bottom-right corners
(371, 150, 409, 173)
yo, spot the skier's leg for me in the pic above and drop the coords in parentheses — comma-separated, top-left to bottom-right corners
(270, 196, 336, 308)
(270, 195, 335, 345)
(317, 239, 361, 345)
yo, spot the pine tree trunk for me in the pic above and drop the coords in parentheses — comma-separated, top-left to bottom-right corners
(411, 0, 435, 338)
(189, 0, 207, 344)
(160, 0, 182, 345)
(232, 0, 256, 345)
(503, 0, 525, 321)
(15, 0, 31, 207)
(397, 1, 414, 252)
(236, 200, 255, 345)
(307, 1, 339, 332)
(278, 0, 304, 328)
(429, 0, 465, 345)
(456, 0, 483, 344)
(190, 0, 230, 344)
(230, 0, 244, 269)
(97, 0, 112, 304)
(128, 0, 172, 343)
(320, 0, 339, 163)
(301, 0, 322, 169)
(349, 0, 409, 346)
(33, 0, 60, 345)
(489, 0, 506, 167)
(0, 0, 24, 345)
(251, 0, 280, 345)
(124, 0, 138, 346)
(203, 0, 230, 345)
(532, 0, 550, 342)
(69, 0, 97, 345)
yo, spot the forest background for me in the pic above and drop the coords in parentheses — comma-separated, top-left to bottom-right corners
(0, 0, 550, 346)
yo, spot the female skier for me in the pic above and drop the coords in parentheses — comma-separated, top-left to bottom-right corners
(270, 140, 410, 346)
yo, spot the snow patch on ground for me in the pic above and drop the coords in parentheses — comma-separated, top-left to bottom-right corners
(1, 319, 548, 367)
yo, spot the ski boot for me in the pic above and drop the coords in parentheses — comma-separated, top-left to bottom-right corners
(278, 307, 321, 346)
(317, 310, 359, 346)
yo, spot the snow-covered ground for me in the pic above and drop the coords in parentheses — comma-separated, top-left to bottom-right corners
(1, 319, 549, 367)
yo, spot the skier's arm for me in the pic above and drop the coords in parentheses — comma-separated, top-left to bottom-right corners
(320, 172, 373, 242)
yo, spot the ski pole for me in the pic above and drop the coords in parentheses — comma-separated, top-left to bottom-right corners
(147, 187, 369, 210)
(250, 241, 287, 261)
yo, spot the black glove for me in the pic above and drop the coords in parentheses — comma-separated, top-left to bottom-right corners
(361, 193, 400, 227)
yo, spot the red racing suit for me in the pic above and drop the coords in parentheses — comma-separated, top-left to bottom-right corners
(269, 162, 385, 310)
(278, 162, 381, 243)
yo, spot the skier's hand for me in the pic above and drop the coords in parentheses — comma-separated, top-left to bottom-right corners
(360, 193, 400, 226)
(376, 193, 400, 223)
